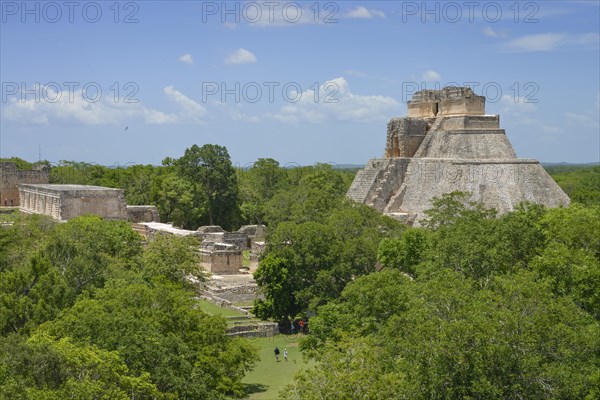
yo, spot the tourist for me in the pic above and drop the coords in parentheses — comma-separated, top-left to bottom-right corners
(274, 346, 280, 362)
(284, 348, 288, 362)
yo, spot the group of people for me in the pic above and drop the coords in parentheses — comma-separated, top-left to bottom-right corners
(274, 347, 287, 362)
(274, 319, 310, 362)
(289, 319, 307, 334)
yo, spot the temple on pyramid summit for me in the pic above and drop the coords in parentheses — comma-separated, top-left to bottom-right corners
(347, 87, 570, 225)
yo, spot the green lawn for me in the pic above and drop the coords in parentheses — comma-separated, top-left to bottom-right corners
(242, 334, 313, 400)
(197, 299, 248, 318)
(198, 301, 312, 399)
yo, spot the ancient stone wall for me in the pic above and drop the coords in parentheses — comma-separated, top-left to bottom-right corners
(126, 205, 159, 222)
(0, 162, 49, 206)
(201, 242, 242, 274)
(407, 87, 485, 118)
(385, 118, 428, 158)
(18, 184, 127, 221)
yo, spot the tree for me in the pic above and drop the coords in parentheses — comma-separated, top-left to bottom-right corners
(151, 170, 203, 229)
(421, 191, 496, 229)
(263, 164, 348, 227)
(253, 222, 335, 321)
(420, 197, 546, 284)
(547, 164, 600, 206)
(254, 201, 404, 321)
(289, 269, 600, 400)
(36, 281, 258, 399)
(378, 228, 429, 276)
(141, 234, 205, 286)
(541, 203, 600, 260)
(43, 216, 142, 293)
(0, 334, 162, 400)
(238, 158, 288, 224)
(0, 215, 143, 335)
(175, 144, 241, 230)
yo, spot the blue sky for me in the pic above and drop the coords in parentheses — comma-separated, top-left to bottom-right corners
(1, 0, 599, 166)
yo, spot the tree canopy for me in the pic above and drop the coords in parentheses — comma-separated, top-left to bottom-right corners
(0, 214, 258, 399)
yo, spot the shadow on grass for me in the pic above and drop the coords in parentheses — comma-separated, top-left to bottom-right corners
(244, 383, 268, 396)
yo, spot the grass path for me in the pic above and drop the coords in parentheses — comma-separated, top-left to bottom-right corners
(242, 334, 313, 399)
(199, 300, 312, 399)
(197, 299, 248, 318)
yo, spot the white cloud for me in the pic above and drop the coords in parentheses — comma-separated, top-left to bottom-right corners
(231, 111, 260, 123)
(497, 95, 561, 134)
(225, 48, 257, 65)
(482, 27, 507, 38)
(2, 85, 206, 126)
(269, 77, 399, 124)
(565, 112, 600, 129)
(178, 54, 194, 65)
(164, 86, 206, 123)
(503, 32, 599, 52)
(505, 33, 566, 52)
(421, 70, 441, 82)
(345, 6, 386, 19)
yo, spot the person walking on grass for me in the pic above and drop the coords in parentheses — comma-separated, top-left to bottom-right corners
(274, 347, 280, 362)
(284, 348, 288, 362)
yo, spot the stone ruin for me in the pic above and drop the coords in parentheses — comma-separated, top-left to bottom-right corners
(17, 183, 159, 223)
(140, 222, 266, 275)
(126, 205, 160, 223)
(19, 183, 128, 221)
(347, 87, 570, 225)
(0, 162, 49, 207)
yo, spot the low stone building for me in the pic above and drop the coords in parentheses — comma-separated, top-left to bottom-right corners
(200, 241, 242, 274)
(1, 162, 49, 206)
(18, 184, 128, 221)
(140, 222, 243, 275)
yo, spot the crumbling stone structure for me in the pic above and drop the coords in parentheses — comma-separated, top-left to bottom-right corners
(196, 225, 248, 251)
(0, 162, 49, 206)
(348, 87, 570, 225)
(18, 184, 128, 221)
(126, 205, 160, 223)
(197, 224, 266, 273)
(139, 222, 266, 275)
(16, 182, 159, 223)
(200, 241, 242, 274)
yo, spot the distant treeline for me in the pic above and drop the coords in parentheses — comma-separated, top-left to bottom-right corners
(544, 164, 600, 205)
(2, 149, 357, 230)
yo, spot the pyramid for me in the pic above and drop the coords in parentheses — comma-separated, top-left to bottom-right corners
(347, 87, 570, 225)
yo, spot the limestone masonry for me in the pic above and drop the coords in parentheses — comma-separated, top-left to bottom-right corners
(347, 87, 570, 225)
(0, 162, 49, 206)
(18, 184, 128, 221)
(140, 222, 265, 275)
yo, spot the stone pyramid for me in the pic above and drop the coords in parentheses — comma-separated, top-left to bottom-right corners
(347, 87, 570, 225)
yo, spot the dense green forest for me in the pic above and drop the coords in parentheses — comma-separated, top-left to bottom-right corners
(1, 152, 599, 399)
(0, 214, 257, 399)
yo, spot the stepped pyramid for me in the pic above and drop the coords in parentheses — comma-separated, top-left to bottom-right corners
(347, 87, 570, 225)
